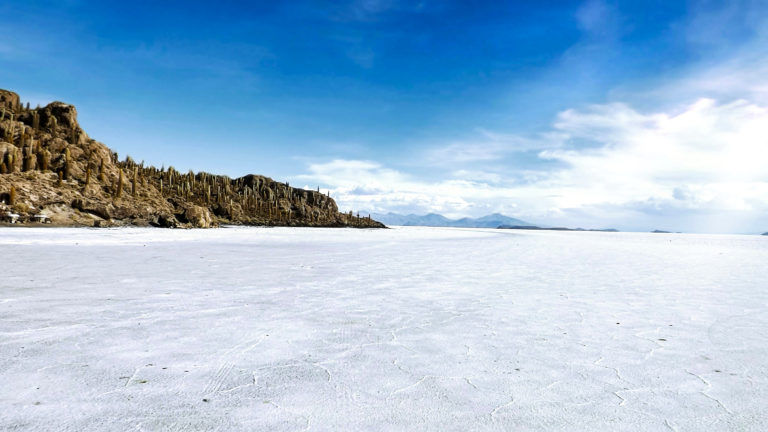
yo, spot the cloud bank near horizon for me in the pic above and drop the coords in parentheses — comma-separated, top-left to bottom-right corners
(296, 95, 768, 233)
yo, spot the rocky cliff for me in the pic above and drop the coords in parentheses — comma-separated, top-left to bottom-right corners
(0, 89, 384, 228)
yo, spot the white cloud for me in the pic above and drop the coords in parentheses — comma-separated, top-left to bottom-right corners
(293, 97, 768, 232)
(666, 55, 768, 107)
(293, 159, 516, 218)
(531, 98, 768, 222)
(423, 128, 564, 165)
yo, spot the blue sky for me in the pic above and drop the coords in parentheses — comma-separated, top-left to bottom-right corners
(2, 0, 767, 232)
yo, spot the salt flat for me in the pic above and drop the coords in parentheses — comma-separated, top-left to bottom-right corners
(1, 226, 766, 431)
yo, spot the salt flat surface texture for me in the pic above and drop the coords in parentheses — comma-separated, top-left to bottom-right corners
(1, 226, 767, 431)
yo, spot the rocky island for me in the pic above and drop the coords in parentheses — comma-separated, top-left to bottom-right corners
(0, 89, 383, 228)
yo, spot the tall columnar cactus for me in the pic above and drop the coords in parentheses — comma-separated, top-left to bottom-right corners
(8, 185, 16, 205)
(115, 169, 123, 199)
(98, 159, 105, 182)
(4, 151, 15, 174)
(63, 148, 71, 181)
(84, 167, 91, 189)
(23, 150, 34, 172)
(132, 166, 138, 197)
(38, 149, 50, 172)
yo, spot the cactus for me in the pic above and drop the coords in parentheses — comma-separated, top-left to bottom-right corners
(23, 151, 34, 172)
(115, 169, 123, 199)
(132, 166, 138, 197)
(38, 149, 50, 172)
(57, 171, 63, 187)
(63, 148, 71, 181)
(98, 159, 105, 182)
(8, 185, 16, 205)
(4, 151, 15, 174)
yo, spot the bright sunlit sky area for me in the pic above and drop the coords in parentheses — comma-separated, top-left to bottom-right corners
(1, 0, 767, 233)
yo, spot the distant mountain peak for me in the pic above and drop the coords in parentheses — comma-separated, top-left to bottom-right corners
(370, 212, 531, 228)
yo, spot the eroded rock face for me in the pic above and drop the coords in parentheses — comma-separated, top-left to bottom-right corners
(0, 89, 385, 228)
(0, 90, 20, 111)
(181, 204, 215, 228)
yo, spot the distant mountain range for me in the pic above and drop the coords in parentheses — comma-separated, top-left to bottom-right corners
(499, 225, 618, 232)
(371, 212, 530, 228)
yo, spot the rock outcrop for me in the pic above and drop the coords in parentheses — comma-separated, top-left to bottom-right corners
(0, 89, 384, 228)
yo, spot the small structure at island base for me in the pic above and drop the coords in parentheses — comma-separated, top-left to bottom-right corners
(33, 213, 51, 224)
(1, 211, 20, 224)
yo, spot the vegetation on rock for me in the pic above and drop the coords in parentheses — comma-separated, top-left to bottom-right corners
(0, 89, 384, 228)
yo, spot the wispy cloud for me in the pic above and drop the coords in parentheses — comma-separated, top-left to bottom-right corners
(294, 97, 768, 232)
(332, 0, 429, 22)
(575, 0, 618, 37)
(423, 128, 565, 166)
